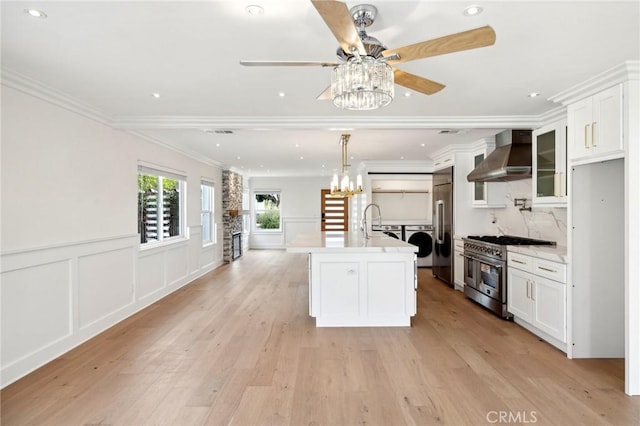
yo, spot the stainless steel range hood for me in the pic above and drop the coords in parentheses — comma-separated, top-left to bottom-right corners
(466, 129, 533, 182)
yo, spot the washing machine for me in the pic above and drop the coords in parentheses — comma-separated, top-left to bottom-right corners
(371, 224, 404, 240)
(404, 224, 433, 267)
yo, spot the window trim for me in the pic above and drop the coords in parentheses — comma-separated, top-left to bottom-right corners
(201, 180, 216, 247)
(253, 189, 282, 233)
(137, 164, 187, 249)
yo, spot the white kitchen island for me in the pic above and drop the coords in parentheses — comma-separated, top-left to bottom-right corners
(287, 232, 418, 327)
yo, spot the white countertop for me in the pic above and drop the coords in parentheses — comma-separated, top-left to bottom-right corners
(286, 231, 419, 254)
(507, 244, 569, 264)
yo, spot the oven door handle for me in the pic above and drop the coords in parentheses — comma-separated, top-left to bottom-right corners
(461, 253, 504, 269)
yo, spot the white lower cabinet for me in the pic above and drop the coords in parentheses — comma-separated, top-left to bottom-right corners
(310, 252, 417, 327)
(453, 237, 464, 291)
(507, 252, 567, 349)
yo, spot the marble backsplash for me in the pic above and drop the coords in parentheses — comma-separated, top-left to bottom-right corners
(487, 179, 567, 247)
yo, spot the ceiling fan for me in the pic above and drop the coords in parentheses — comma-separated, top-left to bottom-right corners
(240, 0, 496, 106)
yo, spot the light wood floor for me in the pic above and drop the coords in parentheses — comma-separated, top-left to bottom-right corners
(2, 250, 638, 425)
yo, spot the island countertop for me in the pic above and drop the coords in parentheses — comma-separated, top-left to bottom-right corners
(286, 231, 419, 254)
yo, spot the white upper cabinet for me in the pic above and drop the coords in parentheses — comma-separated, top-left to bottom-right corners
(567, 84, 623, 165)
(471, 147, 506, 208)
(533, 119, 568, 206)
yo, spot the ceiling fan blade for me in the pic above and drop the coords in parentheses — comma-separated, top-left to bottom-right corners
(316, 86, 332, 100)
(394, 69, 445, 95)
(240, 60, 339, 67)
(311, 0, 366, 56)
(382, 26, 496, 64)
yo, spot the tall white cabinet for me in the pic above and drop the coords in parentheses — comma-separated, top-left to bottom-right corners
(550, 61, 639, 395)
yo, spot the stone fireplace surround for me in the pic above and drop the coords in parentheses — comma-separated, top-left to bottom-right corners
(222, 170, 243, 262)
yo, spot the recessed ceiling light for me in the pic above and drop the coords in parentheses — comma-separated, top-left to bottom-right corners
(421, 143, 426, 147)
(278, 92, 286, 97)
(463, 5, 483, 16)
(528, 92, 540, 98)
(216, 143, 220, 147)
(151, 93, 161, 98)
(400, 156, 405, 160)
(25, 9, 47, 19)
(295, 144, 299, 148)
(246, 5, 264, 16)
(236, 156, 241, 160)
(299, 156, 304, 160)
(404, 92, 412, 97)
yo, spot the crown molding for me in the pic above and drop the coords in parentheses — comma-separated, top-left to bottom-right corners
(549, 60, 639, 106)
(1, 67, 111, 126)
(537, 106, 567, 127)
(110, 115, 542, 130)
(363, 160, 433, 174)
(127, 130, 225, 169)
(2, 66, 557, 132)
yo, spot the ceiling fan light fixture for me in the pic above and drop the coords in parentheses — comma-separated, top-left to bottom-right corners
(331, 56, 394, 110)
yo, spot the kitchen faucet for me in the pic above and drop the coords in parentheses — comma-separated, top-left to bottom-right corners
(361, 203, 382, 239)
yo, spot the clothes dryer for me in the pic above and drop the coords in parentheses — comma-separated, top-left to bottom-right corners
(405, 224, 433, 267)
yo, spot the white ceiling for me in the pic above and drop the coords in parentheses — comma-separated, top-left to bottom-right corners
(2, 1, 639, 177)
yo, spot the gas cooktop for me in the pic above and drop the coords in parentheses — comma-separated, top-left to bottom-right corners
(465, 235, 556, 246)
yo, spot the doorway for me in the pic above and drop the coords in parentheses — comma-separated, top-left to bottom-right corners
(321, 189, 349, 231)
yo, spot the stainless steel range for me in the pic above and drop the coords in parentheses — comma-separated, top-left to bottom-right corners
(463, 235, 556, 319)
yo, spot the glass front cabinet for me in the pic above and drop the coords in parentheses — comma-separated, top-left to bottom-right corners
(471, 141, 506, 208)
(532, 119, 567, 206)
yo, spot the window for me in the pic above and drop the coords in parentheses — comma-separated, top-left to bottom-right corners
(137, 166, 186, 245)
(254, 191, 281, 231)
(201, 182, 215, 245)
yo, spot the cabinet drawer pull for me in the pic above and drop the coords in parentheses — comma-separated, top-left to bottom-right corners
(592, 121, 597, 147)
(584, 124, 590, 148)
(537, 266, 557, 273)
(512, 259, 527, 264)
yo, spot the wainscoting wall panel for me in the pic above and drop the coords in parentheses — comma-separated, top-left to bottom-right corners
(284, 217, 320, 246)
(166, 243, 189, 287)
(1, 260, 72, 366)
(251, 217, 319, 249)
(137, 250, 166, 300)
(1, 233, 223, 388)
(77, 247, 135, 329)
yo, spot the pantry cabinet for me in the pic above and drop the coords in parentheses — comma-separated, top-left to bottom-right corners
(532, 119, 567, 206)
(507, 252, 567, 349)
(567, 84, 623, 165)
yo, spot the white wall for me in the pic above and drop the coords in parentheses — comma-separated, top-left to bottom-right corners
(249, 176, 328, 249)
(1, 86, 224, 387)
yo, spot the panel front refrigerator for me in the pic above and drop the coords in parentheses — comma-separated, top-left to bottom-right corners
(432, 166, 453, 286)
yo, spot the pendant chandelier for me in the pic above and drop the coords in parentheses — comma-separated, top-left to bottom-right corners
(331, 53, 394, 110)
(330, 134, 363, 197)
